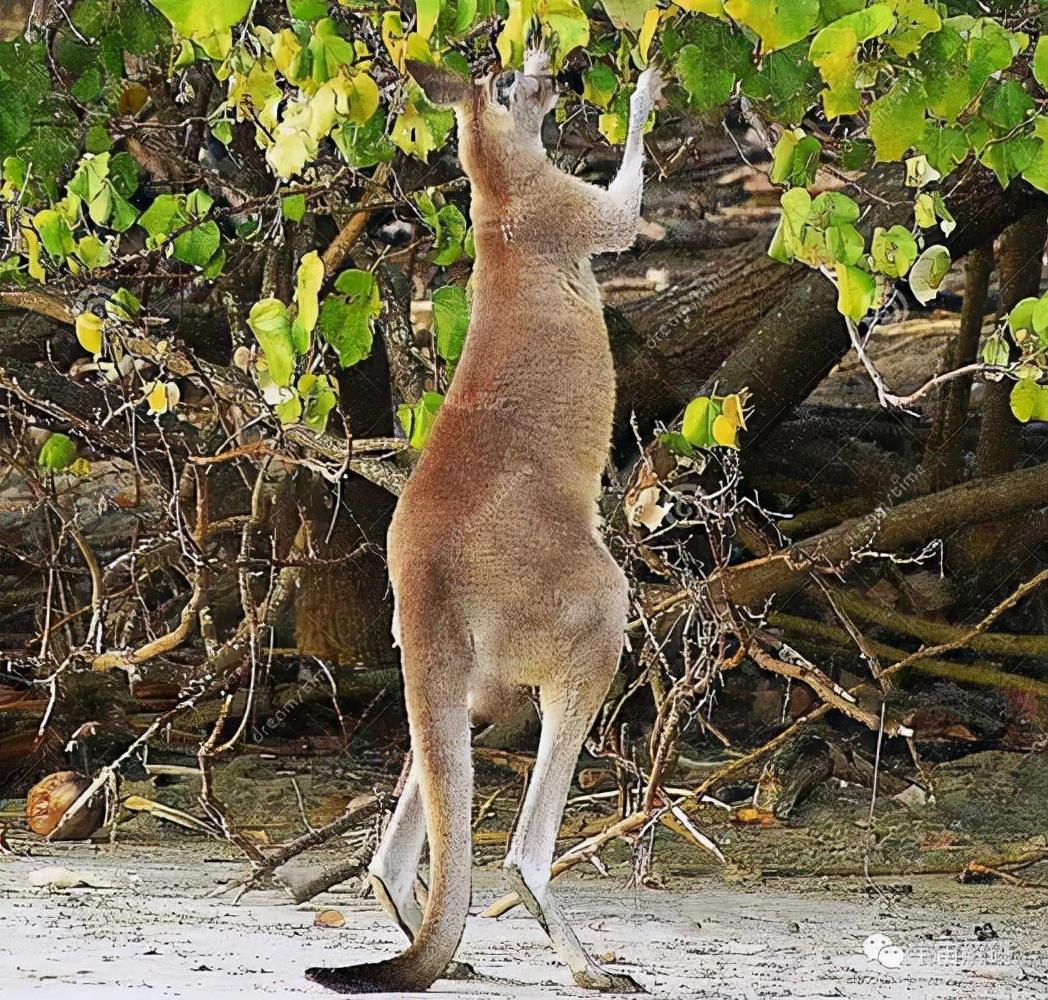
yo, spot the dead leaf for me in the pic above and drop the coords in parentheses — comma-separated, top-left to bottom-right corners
(314, 909, 346, 928)
(730, 806, 779, 827)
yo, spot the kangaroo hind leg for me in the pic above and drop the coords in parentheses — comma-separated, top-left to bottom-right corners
(368, 763, 425, 941)
(502, 620, 643, 993)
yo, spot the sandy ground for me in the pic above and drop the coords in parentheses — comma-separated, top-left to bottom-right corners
(1, 845, 1047, 1000)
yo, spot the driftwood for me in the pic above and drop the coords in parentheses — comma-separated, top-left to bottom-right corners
(639, 461, 1048, 619)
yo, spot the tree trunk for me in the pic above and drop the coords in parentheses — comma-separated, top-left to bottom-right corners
(975, 209, 1048, 478)
(923, 242, 994, 491)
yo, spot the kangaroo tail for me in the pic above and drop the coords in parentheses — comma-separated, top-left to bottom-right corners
(307, 666, 472, 994)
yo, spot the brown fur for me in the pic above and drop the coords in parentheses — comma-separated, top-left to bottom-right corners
(307, 56, 660, 995)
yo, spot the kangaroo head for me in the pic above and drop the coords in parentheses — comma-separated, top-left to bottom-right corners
(406, 58, 555, 202)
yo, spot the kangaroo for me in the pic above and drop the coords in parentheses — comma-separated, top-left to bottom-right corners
(306, 52, 661, 995)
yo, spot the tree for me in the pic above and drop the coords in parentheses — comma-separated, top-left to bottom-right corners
(2, 1, 1047, 800)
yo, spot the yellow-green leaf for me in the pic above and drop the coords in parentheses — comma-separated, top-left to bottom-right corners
(724, 0, 819, 53)
(76, 312, 104, 355)
(248, 298, 296, 386)
(38, 432, 77, 471)
(834, 262, 876, 320)
(416, 0, 440, 37)
(291, 250, 324, 351)
(671, 0, 723, 13)
(1010, 378, 1048, 423)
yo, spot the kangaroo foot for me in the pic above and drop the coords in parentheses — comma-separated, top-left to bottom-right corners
(573, 967, 646, 994)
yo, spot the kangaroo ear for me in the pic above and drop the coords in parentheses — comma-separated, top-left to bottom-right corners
(406, 61, 471, 107)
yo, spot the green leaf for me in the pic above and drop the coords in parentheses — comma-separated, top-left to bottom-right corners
(676, 42, 735, 111)
(967, 18, 1021, 96)
(287, 0, 328, 20)
(834, 262, 875, 320)
(298, 372, 338, 432)
(767, 186, 811, 262)
(108, 190, 139, 232)
(308, 18, 356, 84)
(539, 0, 590, 64)
(839, 138, 873, 171)
(450, 0, 478, 34)
(211, 119, 233, 145)
(809, 191, 859, 228)
(981, 331, 1010, 367)
(248, 298, 296, 386)
(919, 24, 969, 122)
(723, 0, 819, 53)
(333, 109, 396, 168)
(397, 390, 444, 448)
(681, 395, 717, 447)
(1035, 37, 1048, 92)
(1007, 297, 1040, 338)
(34, 209, 75, 258)
(742, 40, 819, 123)
(826, 223, 864, 265)
(908, 244, 950, 305)
(979, 80, 1034, 131)
(432, 284, 469, 362)
(1010, 378, 1048, 423)
(770, 129, 820, 187)
(71, 64, 103, 103)
(108, 152, 139, 199)
(869, 78, 926, 162)
(432, 203, 467, 266)
(602, 0, 655, 30)
(870, 225, 918, 278)
(1021, 117, 1048, 193)
(391, 88, 454, 161)
(107, 287, 141, 321)
(139, 193, 187, 240)
(980, 134, 1039, 188)
(598, 91, 630, 145)
(172, 220, 220, 267)
(318, 268, 381, 367)
(416, 0, 441, 36)
(914, 192, 935, 229)
(917, 127, 967, 177)
(885, 0, 940, 58)
(85, 125, 112, 154)
(76, 234, 111, 269)
(282, 193, 307, 222)
(150, 0, 252, 58)
(808, 23, 860, 118)
(68, 153, 113, 225)
(38, 432, 77, 471)
(582, 63, 617, 109)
